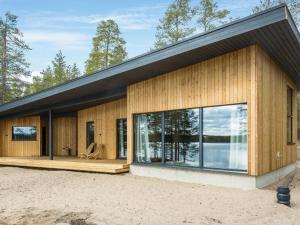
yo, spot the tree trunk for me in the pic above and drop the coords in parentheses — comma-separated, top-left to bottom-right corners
(1, 26, 7, 104)
(105, 34, 111, 68)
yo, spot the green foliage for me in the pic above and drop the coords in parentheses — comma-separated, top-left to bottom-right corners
(25, 51, 81, 95)
(154, 0, 195, 49)
(195, 0, 230, 32)
(85, 19, 127, 74)
(252, 0, 299, 27)
(0, 12, 31, 104)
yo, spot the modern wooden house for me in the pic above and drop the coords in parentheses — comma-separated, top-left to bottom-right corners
(0, 4, 299, 188)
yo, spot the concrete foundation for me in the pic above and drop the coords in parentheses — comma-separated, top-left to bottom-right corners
(130, 164, 296, 189)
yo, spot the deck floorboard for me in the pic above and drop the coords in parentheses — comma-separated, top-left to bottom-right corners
(0, 157, 129, 174)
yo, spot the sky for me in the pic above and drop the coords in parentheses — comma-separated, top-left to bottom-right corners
(0, 0, 261, 80)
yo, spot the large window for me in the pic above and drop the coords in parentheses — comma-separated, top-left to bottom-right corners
(203, 105, 248, 170)
(134, 104, 248, 172)
(165, 109, 200, 167)
(134, 113, 162, 163)
(287, 86, 293, 144)
(12, 126, 37, 141)
(117, 119, 127, 159)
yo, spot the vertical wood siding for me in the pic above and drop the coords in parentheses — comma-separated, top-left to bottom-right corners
(256, 46, 297, 175)
(77, 98, 127, 159)
(53, 117, 77, 156)
(0, 116, 40, 157)
(126, 45, 297, 176)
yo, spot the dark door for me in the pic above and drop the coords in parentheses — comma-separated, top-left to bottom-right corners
(41, 126, 47, 156)
(86, 121, 95, 148)
(117, 119, 127, 159)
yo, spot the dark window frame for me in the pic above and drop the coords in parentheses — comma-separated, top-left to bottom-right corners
(12, 126, 37, 141)
(287, 86, 294, 144)
(116, 118, 127, 160)
(133, 103, 248, 173)
(86, 121, 95, 148)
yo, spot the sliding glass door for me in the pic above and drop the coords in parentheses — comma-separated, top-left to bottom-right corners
(134, 104, 248, 172)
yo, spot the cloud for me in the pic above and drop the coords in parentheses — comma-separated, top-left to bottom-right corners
(21, 4, 167, 31)
(23, 30, 91, 51)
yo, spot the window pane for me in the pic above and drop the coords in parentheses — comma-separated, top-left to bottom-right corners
(12, 126, 37, 141)
(134, 113, 162, 163)
(86, 122, 95, 148)
(164, 109, 200, 167)
(117, 119, 127, 159)
(203, 104, 248, 171)
(287, 87, 293, 143)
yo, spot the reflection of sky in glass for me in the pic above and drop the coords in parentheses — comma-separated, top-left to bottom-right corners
(203, 105, 247, 136)
(14, 127, 36, 135)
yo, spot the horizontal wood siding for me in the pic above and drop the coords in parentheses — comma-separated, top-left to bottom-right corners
(0, 116, 40, 157)
(53, 117, 77, 156)
(127, 46, 255, 172)
(77, 98, 127, 159)
(256, 46, 297, 175)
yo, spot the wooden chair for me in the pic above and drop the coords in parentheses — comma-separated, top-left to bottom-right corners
(87, 144, 102, 160)
(78, 142, 95, 159)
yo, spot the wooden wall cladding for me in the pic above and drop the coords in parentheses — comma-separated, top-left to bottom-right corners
(255, 46, 297, 175)
(77, 98, 127, 159)
(0, 116, 40, 157)
(53, 117, 77, 156)
(126, 45, 297, 176)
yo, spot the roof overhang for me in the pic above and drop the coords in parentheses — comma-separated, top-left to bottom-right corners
(0, 4, 299, 118)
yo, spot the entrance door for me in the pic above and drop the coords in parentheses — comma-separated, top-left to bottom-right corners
(86, 121, 95, 148)
(41, 126, 47, 156)
(117, 119, 127, 159)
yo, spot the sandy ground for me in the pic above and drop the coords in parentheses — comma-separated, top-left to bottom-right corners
(0, 163, 299, 225)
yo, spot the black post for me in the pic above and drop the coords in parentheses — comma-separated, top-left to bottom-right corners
(48, 109, 53, 160)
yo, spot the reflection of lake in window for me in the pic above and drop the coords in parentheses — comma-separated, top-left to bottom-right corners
(12, 126, 37, 141)
(134, 104, 248, 172)
(203, 105, 248, 170)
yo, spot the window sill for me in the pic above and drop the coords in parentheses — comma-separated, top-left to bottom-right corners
(287, 142, 296, 146)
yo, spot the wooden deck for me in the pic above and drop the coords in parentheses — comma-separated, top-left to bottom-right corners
(0, 157, 129, 174)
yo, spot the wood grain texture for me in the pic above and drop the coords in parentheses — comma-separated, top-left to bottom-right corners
(77, 98, 127, 159)
(0, 157, 129, 174)
(0, 116, 40, 157)
(126, 45, 297, 176)
(53, 117, 77, 156)
(255, 46, 297, 175)
(127, 46, 253, 169)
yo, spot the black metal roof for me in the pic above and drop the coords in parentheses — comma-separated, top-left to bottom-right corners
(0, 3, 299, 118)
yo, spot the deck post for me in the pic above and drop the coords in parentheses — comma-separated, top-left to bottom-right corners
(48, 109, 53, 160)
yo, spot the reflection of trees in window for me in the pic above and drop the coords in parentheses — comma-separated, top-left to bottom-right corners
(135, 113, 162, 163)
(165, 109, 199, 166)
(134, 104, 248, 171)
(12, 126, 37, 141)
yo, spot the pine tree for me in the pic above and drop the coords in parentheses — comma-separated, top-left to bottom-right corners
(52, 50, 68, 84)
(25, 51, 81, 95)
(154, 0, 195, 49)
(253, 0, 299, 27)
(195, 0, 230, 32)
(0, 12, 31, 104)
(85, 19, 127, 74)
(68, 63, 81, 80)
